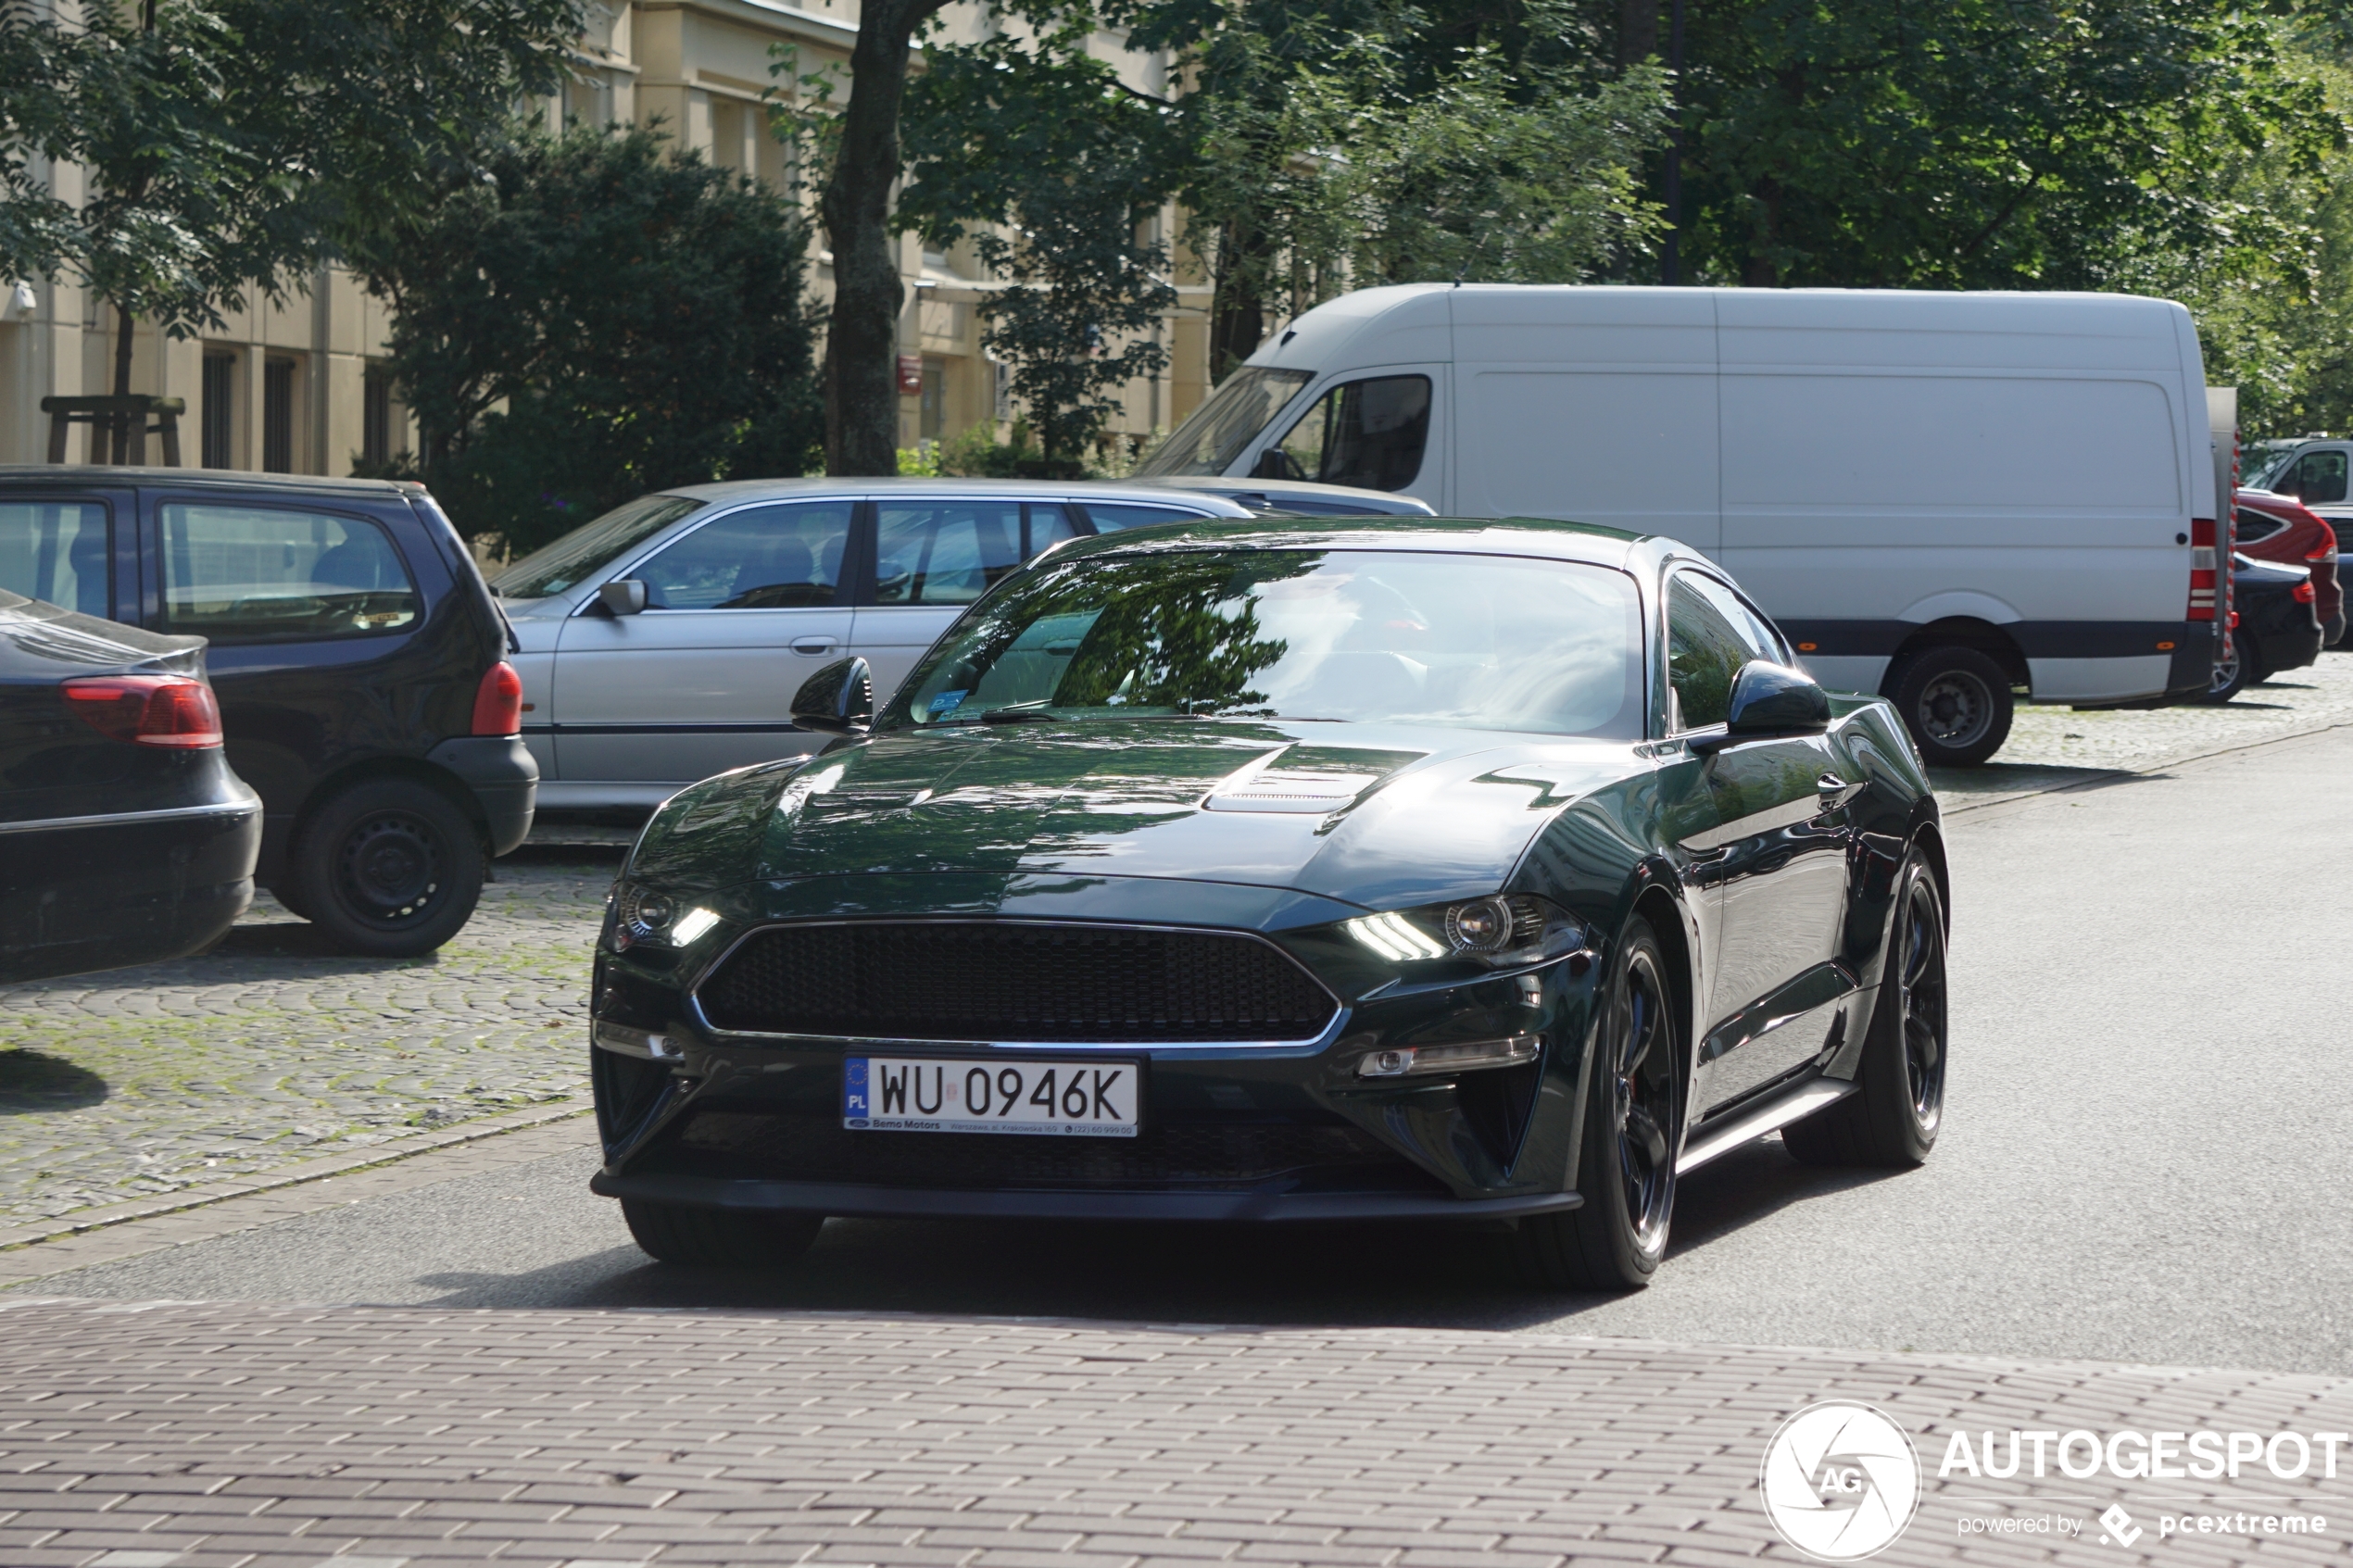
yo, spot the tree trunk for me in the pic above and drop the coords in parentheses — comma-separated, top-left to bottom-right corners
(1207, 222, 1267, 386)
(109, 302, 136, 463)
(1617, 0, 1660, 67)
(818, 0, 949, 476)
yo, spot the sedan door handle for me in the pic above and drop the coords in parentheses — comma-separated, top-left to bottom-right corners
(790, 637, 838, 656)
(1817, 772, 1862, 810)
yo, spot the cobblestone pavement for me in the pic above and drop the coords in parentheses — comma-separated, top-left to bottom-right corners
(1, 1298, 2347, 1568)
(0, 852, 615, 1226)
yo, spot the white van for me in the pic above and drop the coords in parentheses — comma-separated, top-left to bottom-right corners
(1133, 284, 2221, 764)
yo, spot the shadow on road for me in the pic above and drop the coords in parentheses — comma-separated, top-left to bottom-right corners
(0, 1048, 107, 1113)
(405, 1135, 1903, 1330)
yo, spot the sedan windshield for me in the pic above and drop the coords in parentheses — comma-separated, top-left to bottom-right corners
(1132, 367, 1313, 478)
(490, 494, 704, 599)
(887, 548, 1644, 739)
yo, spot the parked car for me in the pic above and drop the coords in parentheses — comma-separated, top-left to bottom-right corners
(1109, 476, 1439, 519)
(0, 592, 259, 982)
(2202, 553, 2322, 703)
(1134, 284, 2227, 762)
(586, 514, 1946, 1291)
(490, 479, 1258, 809)
(2233, 487, 2344, 644)
(0, 470, 535, 957)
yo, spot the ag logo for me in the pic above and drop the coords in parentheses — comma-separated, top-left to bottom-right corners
(1759, 1401, 1921, 1561)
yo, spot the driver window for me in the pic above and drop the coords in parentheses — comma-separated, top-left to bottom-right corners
(1667, 575, 1769, 730)
(635, 502, 850, 609)
(1255, 375, 1430, 492)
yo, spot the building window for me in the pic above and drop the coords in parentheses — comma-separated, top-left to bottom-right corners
(362, 372, 392, 470)
(262, 358, 295, 472)
(921, 358, 946, 441)
(201, 353, 235, 469)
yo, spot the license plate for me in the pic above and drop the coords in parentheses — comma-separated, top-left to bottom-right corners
(843, 1056, 1139, 1137)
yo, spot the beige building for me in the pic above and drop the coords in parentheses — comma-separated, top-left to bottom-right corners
(0, 0, 1215, 477)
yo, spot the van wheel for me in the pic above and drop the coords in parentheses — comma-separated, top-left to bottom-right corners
(290, 779, 485, 958)
(1890, 646, 2013, 766)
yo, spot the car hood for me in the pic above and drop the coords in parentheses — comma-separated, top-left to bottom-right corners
(631, 719, 1643, 911)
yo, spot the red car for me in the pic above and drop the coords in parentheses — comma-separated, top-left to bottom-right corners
(2236, 487, 2345, 645)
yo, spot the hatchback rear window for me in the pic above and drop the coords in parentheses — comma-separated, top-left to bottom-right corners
(159, 503, 419, 643)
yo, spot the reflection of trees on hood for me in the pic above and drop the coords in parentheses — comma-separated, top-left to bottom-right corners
(1051, 556, 1315, 715)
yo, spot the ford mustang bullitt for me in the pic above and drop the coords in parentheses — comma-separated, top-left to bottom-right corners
(587, 517, 1948, 1289)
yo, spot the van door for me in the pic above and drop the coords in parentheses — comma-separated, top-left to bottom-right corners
(549, 499, 856, 785)
(1234, 369, 1446, 515)
(851, 498, 1079, 709)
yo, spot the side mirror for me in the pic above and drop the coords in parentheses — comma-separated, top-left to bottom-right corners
(791, 656, 873, 736)
(1692, 661, 1831, 753)
(598, 579, 648, 617)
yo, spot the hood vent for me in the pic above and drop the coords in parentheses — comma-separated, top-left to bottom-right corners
(1202, 745, 1427, 815)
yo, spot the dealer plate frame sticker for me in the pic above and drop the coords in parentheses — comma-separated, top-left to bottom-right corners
(844, 1056, 1140, 1137)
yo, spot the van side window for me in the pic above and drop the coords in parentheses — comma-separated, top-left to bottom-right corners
(159, 503, 418, 642)
(0, 501, 108, 618)
(1667, 574, 1774, 730)
(635, 502, 851, 609)
(2294, 451, 2348, 506)
(1254, 375, 1430, 492)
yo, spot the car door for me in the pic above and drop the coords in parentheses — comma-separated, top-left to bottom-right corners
(2279, 447, 2353, 546)
(851, 497, 1078, 709)
(550, 498, 857, 785)
(1663, 571, 1856, 1112)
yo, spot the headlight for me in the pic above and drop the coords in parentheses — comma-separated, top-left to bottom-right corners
(610, 884, 720, 950)
(1344, 895, 1582, 969)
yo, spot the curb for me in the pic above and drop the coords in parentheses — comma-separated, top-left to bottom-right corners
(0, 1098, 590, 1255)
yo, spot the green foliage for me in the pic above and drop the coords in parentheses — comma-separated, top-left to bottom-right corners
(357, 124, 824, 553)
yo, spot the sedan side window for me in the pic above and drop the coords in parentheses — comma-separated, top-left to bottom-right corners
(1253, 375, 1431, 493)
(1667, 576, 1763, 731)
(159, 503, 418, 643)
(2296, 451, 2348, 506)
(0, 501, 108, 618)
(876, 501, 1066, 605)
(1084, 502, 1208, 533)
(635, 502, 851, 609)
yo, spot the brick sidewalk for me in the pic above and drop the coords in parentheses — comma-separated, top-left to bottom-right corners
(1, 1300, 2347, 1568)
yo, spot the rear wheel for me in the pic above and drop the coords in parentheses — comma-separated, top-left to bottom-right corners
(1515, 914, 1680, 1291)
(1784, 851, 1947, 1168)
(2197, 639, 2260, 704)
(290, 779, 484, 958)
(1889, 646, 2013, 766)
(622, 1199, 824, 1268)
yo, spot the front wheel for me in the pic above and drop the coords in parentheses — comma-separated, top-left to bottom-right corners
(1889, 646, 2014, 767)
(1784, 850, 1947, 1168)
(1515, 914, 1680, 1291)
(623, 1200, 824, 1268)
(289, 779, 485, 958)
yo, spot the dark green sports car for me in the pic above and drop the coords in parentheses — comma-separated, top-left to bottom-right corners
(588, 516, 1948, 1289)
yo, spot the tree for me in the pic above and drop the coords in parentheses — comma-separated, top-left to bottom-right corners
(0, 0, 581, 458)
(359, 124, 824, 553)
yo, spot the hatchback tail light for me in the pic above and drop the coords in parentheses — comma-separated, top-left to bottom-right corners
(2188, 518, 2217, 621)
(472, 660, 523, 736)
(61, 675, 223, 747)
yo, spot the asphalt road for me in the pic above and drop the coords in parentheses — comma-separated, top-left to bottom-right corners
(29, 723, 2353, 1375)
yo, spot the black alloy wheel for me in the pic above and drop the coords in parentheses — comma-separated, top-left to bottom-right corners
(2198, 639, 2259, 704)
(1784, 849, 1947, 1168)
(289, 779, 486, 958)
(1890, 646, 2014, 767)
(1515, 913, 1680, 1291)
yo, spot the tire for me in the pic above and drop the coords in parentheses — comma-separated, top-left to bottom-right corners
(2196, 638, 2259, 704)
(1515, 914, 1680, 1291)
(1783, 851, 1947, 1169)
(1889, 646, 2014, 767)
(289, 778, 486, 958)
(622, 1199, 824, 1268)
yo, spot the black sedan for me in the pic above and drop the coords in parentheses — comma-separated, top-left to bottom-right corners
(2201, 553, 2323, 703)
(587, 517, 1948, 1290)
(1, 592, 260, 982)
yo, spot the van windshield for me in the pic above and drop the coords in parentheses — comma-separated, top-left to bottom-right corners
(1134, 367, 1312, 478)
(490, 494, 704, 599)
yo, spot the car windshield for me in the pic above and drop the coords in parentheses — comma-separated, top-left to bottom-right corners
(1132, 367, 1313, 478)
(2243, 447, 2298, 492)
(490, 494, 704, 598)
(886, 547, 1644, 738)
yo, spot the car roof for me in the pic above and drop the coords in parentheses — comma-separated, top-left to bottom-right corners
(0, 466, 424, 496)
(1129, 476, 1437, 516)
(655, 476, 1258, 516)
(1041, 512, 1695, 573)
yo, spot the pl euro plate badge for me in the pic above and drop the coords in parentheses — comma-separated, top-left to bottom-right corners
(844, 1057, 1139, 1137)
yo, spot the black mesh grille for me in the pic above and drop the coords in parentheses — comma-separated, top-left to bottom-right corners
(654, 1110, 1436, 1193)
(695, 922, 1336, 1043)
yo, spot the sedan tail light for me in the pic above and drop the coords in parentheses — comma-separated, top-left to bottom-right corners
(61, 675, 223, 747)
(472, 660, 523, 736)
(2296, 578, 2318, 604)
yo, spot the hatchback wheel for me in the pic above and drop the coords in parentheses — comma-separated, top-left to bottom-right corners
(1515, 913, 1680, 1291)
(1890, 646, 2013, 766)
(290, 779, 485, 957)
(623, 1199, 824, 1268)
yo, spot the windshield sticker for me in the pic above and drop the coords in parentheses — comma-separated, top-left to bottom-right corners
(929, 690, 970, 717)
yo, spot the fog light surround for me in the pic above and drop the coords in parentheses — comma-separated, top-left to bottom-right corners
(1356, 1034, 1541, 1078)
